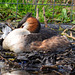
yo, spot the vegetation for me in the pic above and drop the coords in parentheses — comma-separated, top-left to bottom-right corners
(0, 0, 75, 24)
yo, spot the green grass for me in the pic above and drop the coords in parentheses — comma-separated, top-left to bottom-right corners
(0, 0, 75, 24)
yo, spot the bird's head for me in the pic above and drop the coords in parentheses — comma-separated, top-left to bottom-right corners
(22, 17, 41, 33)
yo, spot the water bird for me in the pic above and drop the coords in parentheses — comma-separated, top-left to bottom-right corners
(2, 13, 70, 53)
(2, 16, 42, 53)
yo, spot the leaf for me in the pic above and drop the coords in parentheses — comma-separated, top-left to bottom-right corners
(72, 20, 75, 24)
(62, 8, 68, 18)
(5, 3, 8, 7)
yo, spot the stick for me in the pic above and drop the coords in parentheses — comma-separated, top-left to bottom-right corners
(42, 7, 48, 28)
(5, 22, 15, 30)
(68, 29, 75, 32)
(62, 28, 68, 33)
(62, 33, 75, 40)
(36, 8, 39, 20)
(17, 12, 32, 28)
(62, 25, 75, 33)
(53, 70, 63, 75)
(70, 31, 72, 37)
(0, 55, 8, 62)
(71, 25, 75, 29)
(62, 25, 75, 40)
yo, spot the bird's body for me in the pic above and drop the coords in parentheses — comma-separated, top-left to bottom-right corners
(30, 35, 70, 52)
(3, 28, 30, 53)
(2, 16, 70, 53)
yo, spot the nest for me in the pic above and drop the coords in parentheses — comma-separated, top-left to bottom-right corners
(0, 44, 75, 75)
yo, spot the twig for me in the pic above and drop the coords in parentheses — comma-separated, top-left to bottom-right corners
(40, 65, 63, 75)
(53, 70, 63, 75)
(36, 8, 39, 20)
(62, 33, 75, 40)
(5, 22, 15, 30)
(0, 55, 8, 62)
(62, 25, 75, 33)
(0, 13, 4, 19)
(66, 0, 70, 4)
(17, 13, 32, 28)
(42, 7, 48, 28)
(68, 29, 75, 32)
(40, 65, 58, 70)
(70, 31, 72, 37)
(71, 25, 75, 29)
(33, 0, 36, 4)
(71, 42, 75, 44)
(62, 25, 75, 40)
(62, 28, 68, 33)
(22, 0, 24, 4)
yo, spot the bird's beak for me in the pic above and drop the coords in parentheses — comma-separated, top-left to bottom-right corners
(22, 22, 29, 29)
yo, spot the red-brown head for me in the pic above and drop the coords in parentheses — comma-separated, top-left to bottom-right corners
(22, 17, 41, 33)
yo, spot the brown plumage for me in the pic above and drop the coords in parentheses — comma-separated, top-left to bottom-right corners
(22, 17, 41, 33)
(30, 35, 70, 52)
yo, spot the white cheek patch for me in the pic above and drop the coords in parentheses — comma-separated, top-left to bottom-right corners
(22, 22, 29, 29)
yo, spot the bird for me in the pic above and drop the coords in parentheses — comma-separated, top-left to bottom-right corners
(2, 16, 42, 53)
(30, 35, 70, 52)
(2, 13, 70, 53)
(2, 16, 54, 53)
